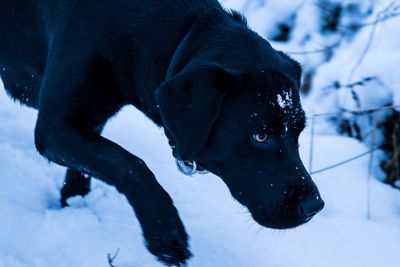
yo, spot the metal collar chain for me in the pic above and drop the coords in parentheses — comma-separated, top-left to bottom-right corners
(175, 159, 209, 176)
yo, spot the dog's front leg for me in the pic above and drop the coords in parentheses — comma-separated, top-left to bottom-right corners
(34, 45, 191, 266)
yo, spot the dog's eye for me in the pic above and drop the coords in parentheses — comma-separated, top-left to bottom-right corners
(253, 133, 268, 143)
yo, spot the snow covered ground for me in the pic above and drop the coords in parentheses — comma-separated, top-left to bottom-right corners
(1, 81, 400, 267)
(1, 0, 400, 266)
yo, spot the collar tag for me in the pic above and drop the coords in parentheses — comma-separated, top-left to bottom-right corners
(176, 159, 209, 176)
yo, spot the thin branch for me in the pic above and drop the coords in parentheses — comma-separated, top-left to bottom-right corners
(339, 2, 400, 29)
(347, 2, 400, 82)
(308, 107, 400, 176)
(309, 104, 400, 119)
(322, 76, 377, 94)
(351, 10, 400, 27)
(394, 123, 400, 182)
(311, 143, 386, 175)
(289, 2, 400, 56)
(309, 115, 316, 172)
(366, 114, 376, 220)
(286, 38, 343, 55)
(313, 0, 337, 13)
(347, 18, 378, 82)
(107, 248, 120, 267)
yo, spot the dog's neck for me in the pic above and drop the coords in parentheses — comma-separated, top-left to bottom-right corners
(163, 7, 225, 165)
(163, 7, 243, 173)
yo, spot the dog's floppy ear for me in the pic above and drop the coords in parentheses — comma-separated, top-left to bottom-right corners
(156, 62, 238, 161)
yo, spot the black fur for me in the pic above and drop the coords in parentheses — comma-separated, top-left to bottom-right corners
(0, 0, 324, 266)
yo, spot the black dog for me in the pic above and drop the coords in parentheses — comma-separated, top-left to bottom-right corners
(0, 0, 324, 265)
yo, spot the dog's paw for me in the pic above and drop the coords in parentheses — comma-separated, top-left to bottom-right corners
(145, 228, 192, 266)
(141, 208, 192, 266)
(60, 171, 91, 207)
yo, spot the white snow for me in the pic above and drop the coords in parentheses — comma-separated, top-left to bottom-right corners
(1, 79, 400, 267)
(1, 0, 400, 266)
(277, 91, 293, 109)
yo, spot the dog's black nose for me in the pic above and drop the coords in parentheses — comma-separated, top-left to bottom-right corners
(298, 196, 324, 219)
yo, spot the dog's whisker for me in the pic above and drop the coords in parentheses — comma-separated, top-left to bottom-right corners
(246, 221, 257, 232)
(255, 226, 264, 235)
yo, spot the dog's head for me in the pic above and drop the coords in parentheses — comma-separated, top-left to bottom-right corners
(156, 12, 323, 229)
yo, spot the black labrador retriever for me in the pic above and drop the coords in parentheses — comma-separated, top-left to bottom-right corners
(0, 0, 324, 265)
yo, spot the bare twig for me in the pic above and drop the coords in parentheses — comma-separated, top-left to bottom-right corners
(360, 125, 379, 141)
(394, 123, 400, 182)
(309, 115, 316, 172)
(313, 0, 337, 13)
(366, 114, 376, 220)
(107, 248, 120, 267)
(289, 2, 400, 57)
(389, 115, 400, 184)
(347, 18, 378, 83)
(311, 143, 385, 175)
(321, 76, 377, 96)
(309, 104, 400, 119)
(352, 11, 400, 27)
(339, 2, 400, 29)
(286, 43, 339, 55)
(307, 106, 400, 176)
(348, 2, 400, 82)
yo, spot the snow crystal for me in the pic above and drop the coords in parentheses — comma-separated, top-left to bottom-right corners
(284, 122, 288, 133)
(249, 112, 258, 119)
(277, 90, 293, 109)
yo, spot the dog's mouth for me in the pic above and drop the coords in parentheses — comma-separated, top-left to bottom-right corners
(238, 193, 324, 230)
(189, 157, 325, 229)
(248, 205, 311, 229)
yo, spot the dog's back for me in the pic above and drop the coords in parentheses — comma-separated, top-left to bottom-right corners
(0, 0, 47, 107)
(0, 0, 220, 109)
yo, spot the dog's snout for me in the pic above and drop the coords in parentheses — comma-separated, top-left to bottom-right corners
(297, 195, 324, 219)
